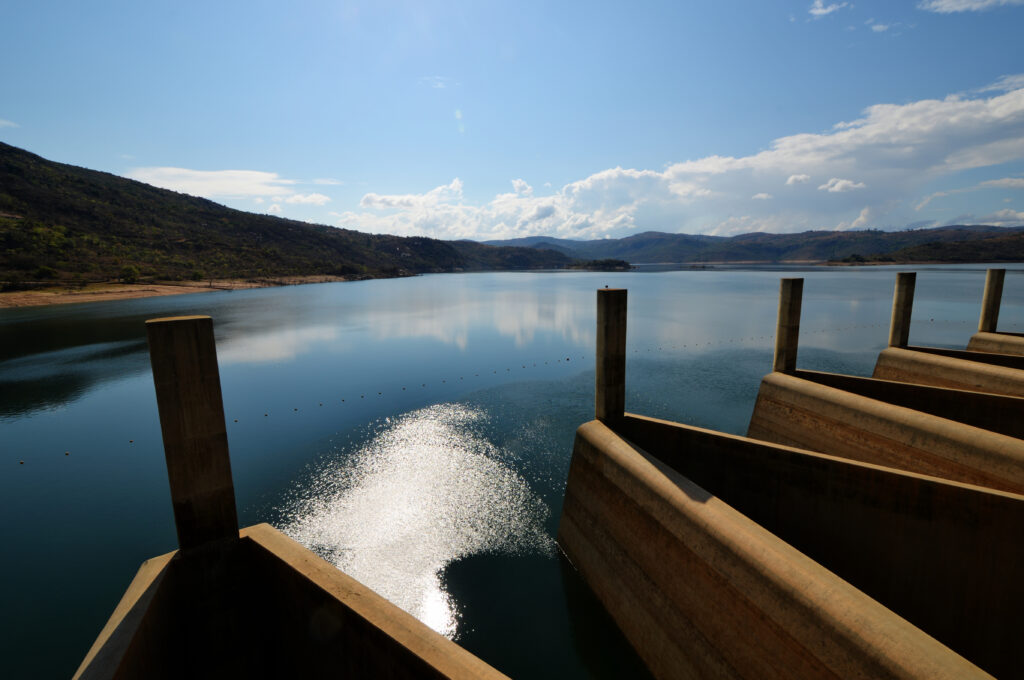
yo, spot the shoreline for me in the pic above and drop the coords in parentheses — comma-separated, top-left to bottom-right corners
(3, 260, 1013, 309)
(0, 275, 351, 309)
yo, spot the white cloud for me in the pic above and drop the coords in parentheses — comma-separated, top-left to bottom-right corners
(979, 177, 1024, 188)
(838, 206, 876, 230)
(419, 76, 458, 89)
(267, 204, 282, 214)
(334, 76, 1024, 240)
(809, 1, 849, 17)
(512, 179, 533, 196)
(752, 193, 773, 200)
(0, 119, 19, 128)
(314, 178, 344, 186)
(126, 167, 297, 198)
(285, 193, 332, 206)
(361, 178, 464, 210)
(818, 177, 867, 192)
(916, 177, 1024, 210)
(872, 23, 891, 31)
(977, 74, 1024, 93)
(916, 191, 950, 210)
(918, 0, 1024, 12)
(944, 208, 1024, 226)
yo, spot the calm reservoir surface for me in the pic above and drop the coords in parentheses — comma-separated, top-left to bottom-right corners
(3, 265, 1021, 678)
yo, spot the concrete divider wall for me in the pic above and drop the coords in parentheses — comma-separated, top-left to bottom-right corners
(905, 344, 1024, 369)
(75, 525, 509, 680)
(791, 369, 1024, 439)
(873, 346, 1024, 396)
(967, 330, 1024, 355)
(614, 414, 1022, 679)
(558, 419, 1008, 679)
(748, 371, 1024, 493)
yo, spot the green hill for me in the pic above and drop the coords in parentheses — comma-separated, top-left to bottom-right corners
(485, 225, 1024, 263)
(0, 142, 571, 287)
(858, 232, 1024, 263)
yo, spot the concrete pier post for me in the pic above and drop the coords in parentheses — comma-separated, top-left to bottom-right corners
(596, 289, 627, 424)
(979, 268, 1005, 333)
(146, 315, 239, 550)
(773, 278, 803, 373)
(888, 273, 916, 348)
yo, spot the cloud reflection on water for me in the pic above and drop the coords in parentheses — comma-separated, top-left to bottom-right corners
(278, 404, 554, 639)
(217, 325, 341, 364)
(217, 285, 592, 364)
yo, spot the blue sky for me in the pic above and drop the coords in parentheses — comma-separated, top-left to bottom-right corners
(2, 0, 1024, 240)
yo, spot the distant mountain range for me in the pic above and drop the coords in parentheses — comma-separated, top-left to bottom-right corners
(3, 141, 1022, 290)
(484, 225, 1024, 264)
(0, 142, 570, 286)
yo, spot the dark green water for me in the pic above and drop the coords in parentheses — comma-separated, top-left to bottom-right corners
(2, 266, 1020, 678)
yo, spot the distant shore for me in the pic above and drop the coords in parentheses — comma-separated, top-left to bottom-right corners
(0, 275, 350, 309)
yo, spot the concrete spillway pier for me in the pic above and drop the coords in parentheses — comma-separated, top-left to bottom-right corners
(873, 271, 1024, 396)
(749, 278, 1024, 494)
(75, 316, 509, 680)
(558, 288, 1023, 679)
(967, 268, 1024, 355)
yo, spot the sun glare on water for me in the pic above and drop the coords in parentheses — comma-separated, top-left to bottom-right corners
(278, 404, 554, 639)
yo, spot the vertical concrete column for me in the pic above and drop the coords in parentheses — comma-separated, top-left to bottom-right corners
(596, 288, 627, 424)
(773, 278, 803, 373)
(146, 315, 239, 550)
(979, 268, 1006, 333)
(888, 272, 916, 348)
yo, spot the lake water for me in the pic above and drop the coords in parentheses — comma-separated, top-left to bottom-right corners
(2, 265, 1022, 678)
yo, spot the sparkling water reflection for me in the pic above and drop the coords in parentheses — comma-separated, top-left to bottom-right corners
(278, 403, 554, 639)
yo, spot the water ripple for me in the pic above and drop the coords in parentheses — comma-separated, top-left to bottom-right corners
(277, 403, 554, 639)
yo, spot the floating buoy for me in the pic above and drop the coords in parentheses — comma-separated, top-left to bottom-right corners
(129, 439, 134, 443)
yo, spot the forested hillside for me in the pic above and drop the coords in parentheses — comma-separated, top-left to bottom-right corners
(485, 225, 1024, 263)
(0, 143, 571, 287)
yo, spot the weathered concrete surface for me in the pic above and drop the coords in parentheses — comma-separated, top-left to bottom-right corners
(74, 525, 510, 680)
(967, 330, 1024, 355)
(873, 345, 1024, 396)
(773, 278, 802, 373)
(621, 414, 1023, 679)
(790, 369, 1024, 439)
(559, 418, 1009, 679)
(978, 268, 1005, 333)
(596, 288, 627, 424)
(748, 371, 1024, 493)
(146, 316, 238, 550)
(888, 272, 916, 348)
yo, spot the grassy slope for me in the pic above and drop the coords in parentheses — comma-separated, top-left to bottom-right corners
(0, 142, 571, 284)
